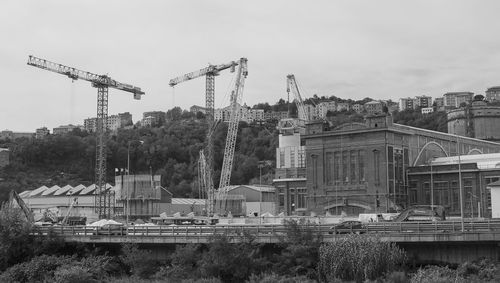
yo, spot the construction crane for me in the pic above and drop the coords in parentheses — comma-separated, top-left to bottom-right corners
(27, 55, 145, 219)
(217, 58, 248, 214)
(169, 60, 238, 216)
(286, 74, 309, 121)
(9, 190, 34, 223)
(278, 74, 310, 135)
(61, 197, 78, 225)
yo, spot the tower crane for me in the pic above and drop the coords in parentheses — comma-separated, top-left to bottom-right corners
(217, 58, 248, 214)
(27, 55, 145, 219)
(169, 60, 238, 216)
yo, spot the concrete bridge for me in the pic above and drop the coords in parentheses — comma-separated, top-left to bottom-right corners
(35, 220, 500, 264)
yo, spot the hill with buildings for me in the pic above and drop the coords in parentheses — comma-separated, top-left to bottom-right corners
(0, 96, 451, 203)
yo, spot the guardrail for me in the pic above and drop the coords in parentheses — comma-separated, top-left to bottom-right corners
(33, 220, 500, 240)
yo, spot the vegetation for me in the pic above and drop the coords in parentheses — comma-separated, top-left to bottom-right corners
(0, 111, 277, 202)
(1, 207, 500, 282)
(318, 235, 407, 282)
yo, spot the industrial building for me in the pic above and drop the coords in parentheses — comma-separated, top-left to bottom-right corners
(302, 113, 500, 216)
(447, 100, 500, 142)
(408, 153, 500, 218)
(18, 174, 205, 223)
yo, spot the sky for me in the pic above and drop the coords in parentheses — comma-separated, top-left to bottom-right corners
(2, 0, 500, 132)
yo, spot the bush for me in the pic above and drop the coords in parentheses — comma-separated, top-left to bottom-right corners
(410, 265, 464, 283)
(53, 265, 95, 283)
(246, 272, 317, 283)
(0, 204, 35, 270)
(318, 235, 406, 282)
(458, 258, 500, 281)
(273, 219, 322, 280)
(0, 255, 74, 283)
(120, 243, 160, 279)
(197, 234, 268, 283)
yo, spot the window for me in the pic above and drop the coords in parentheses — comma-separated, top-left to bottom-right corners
(350, 150, 357, 184)
(374, 150, 380, 185)
(290, 150, 295, 168)
(297, 188, 307, 209)
(298, 148, 305, 168)
(325, 152, 333, 185)
(334, 152, 341, 182)
(358, 150, 365, 182)
(342, 151, 348, 183)
(485, 177, 499, 210)
(279, 148, 285, 168)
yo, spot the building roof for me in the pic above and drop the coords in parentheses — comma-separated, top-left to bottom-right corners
(226, 185, 276, 193)
(172, 198, 206, 205)
(41, 185, 60, 196)
(67, 184, 86, 195)
(19, 190, 32, 198)
(0, 148, 9, 152)
(54, 185, 73, 196)
(431, 153, 500, 169)
(29, 186, 49, 197)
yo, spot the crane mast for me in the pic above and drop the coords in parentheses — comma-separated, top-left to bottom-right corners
(217, 58, 248, 214)
(169, 61, 238, 216)
(28, 55, 144, 219)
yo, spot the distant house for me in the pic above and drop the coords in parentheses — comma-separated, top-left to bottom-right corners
(0, 148, 9, 167)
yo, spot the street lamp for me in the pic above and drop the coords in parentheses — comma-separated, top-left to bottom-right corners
(454, 121, 465, 232)
(430, 155, 438, 208)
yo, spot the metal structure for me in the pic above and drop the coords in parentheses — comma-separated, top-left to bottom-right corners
(169, 60, 238, 216)
(286, 74, 309, 121)
(61, 197, 78, 225)
(217, 58, 248, 213)
(9, 190, 34, 223)
(278, 74, 310, 134)
(27, 55, 144, 219)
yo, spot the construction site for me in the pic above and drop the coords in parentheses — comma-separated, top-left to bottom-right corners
(11, 55, 296, 226)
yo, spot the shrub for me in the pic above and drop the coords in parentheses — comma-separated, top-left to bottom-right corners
(0, 255, 75, 283)
(120, 243, 160, 279)
(53, 265, 95, 283)
(246, 272, 317, 283)
(318, 235, 406, 282)
(458, 258, 500, 281)
(273, 219, 322, 280)
(410, 265, 464, 283)
(197, 234, 268, 283)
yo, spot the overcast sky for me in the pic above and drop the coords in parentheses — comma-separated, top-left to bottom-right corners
(2, 0, 500, 132)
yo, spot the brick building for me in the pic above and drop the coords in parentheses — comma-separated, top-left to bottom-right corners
(302, 114, 500, 216)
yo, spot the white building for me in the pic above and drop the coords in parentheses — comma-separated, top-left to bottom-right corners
(317, 101, 337, 119)
(421, 107, 434, 114)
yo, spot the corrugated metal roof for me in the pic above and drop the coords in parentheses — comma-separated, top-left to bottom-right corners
(29, 186, 49, 197)
(19, 190, 32, 198)
(172, 198, 206, 205)
(54, 185, 72, 196)
(42, 185, 60, 196)
(67, 184, 86, 195)
(80, 184, 97, 195)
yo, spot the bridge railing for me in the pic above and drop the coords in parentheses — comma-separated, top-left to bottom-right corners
(32, 220, 500, 238)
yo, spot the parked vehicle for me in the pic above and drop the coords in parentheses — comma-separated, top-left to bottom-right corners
(329, 220, 366, 234)
(95, 223, 125, 235)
